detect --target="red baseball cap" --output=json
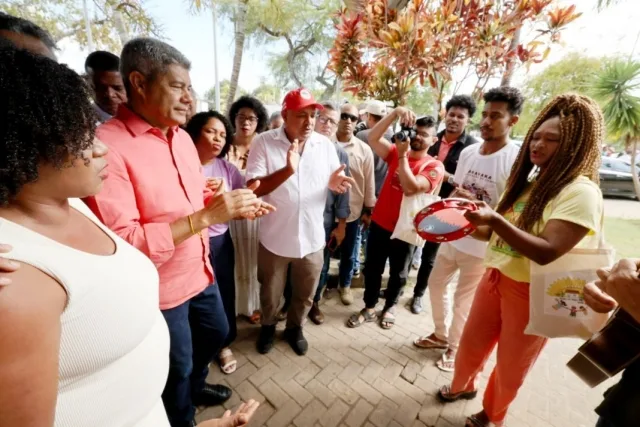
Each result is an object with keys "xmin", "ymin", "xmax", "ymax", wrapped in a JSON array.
[{"xmin": 282, "ymin": 88, "xmax": 324, "ymax": 113}]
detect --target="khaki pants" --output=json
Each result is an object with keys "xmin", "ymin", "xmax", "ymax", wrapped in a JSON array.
[
  {"xmin": 258, "ymin": 244, "xmax": 324, "ymax": 328},
  {"xmin": 428, "ymin": 243, "xmax": 486, "ymax": 352}
]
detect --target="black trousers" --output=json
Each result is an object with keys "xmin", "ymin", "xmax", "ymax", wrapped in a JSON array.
[
  {"xmin": 363, "ymin": 221, "xmax": 414, "ymax": 309},
  {"xmin": 413, "ymin": 240, "xmax": 441, "ymax": 298}
]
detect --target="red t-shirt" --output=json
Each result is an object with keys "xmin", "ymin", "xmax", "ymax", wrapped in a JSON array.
[{"xmin": 372, "ymin": 144, "xmax": 444, "ymax": 232}]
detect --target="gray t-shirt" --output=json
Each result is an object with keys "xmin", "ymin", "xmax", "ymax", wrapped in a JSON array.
[{"xmin": 356, "ymin": 127, "xmax": 393, "ymax": 197}]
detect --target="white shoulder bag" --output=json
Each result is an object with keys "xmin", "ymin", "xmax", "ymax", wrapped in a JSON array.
[
  {"xmin": 525, "ymin": 214, "xmax": 615, "ymax": 339},
  {"xmin": 390, "ymin": 159, "xmax": 441, "ymax": 248}
]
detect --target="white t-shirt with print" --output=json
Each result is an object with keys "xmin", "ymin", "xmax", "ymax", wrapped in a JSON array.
[{"xmin": 450, "ymin": 141, "xmax": 520, "ymax": 258}]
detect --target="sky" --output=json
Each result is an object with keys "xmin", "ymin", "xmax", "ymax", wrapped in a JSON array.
[{"xmin": 56, "ymin": 0, "xmax": 640, "ymax": 102}]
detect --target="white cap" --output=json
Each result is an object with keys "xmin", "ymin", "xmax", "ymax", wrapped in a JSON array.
[{"xmin": 365, "ymin": 100, "xmax": 387, "ymax": 116}]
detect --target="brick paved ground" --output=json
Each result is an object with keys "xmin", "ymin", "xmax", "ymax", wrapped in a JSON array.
[{"xmin": 196, "ymin": 270, "xmax": 615, "ymax": 427}]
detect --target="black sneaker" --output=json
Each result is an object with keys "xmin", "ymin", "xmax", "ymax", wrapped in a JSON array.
[
  {"xmin": 257, "ymin": 324, "xmax": 276, "ymax": 354},
  {"xmin": 192, "ymin": 383, "xmax": 232, "ymax": 407},
  {"xmin": 411, "ymin": 296, "xmax": 423, "ymax": 314},
  {"xmin": 283, "ymin": 326, "xmax": 308, "ymax": 356}
]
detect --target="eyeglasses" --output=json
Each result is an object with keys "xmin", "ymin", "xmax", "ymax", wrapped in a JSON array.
[
  {"xmin": 237, "ymin": 114, "xmax": 258, "ymax": 124},
  {"xmin": 318, "ymin": 115, "xmax": 338, "ymax": 126},
  {"xmin": 340, "ymin": 113, "xmax": 359, "ymax": 123}
]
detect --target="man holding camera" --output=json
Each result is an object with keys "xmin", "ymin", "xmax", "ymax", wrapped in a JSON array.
[{"xmin": 347, "ymin": 107, "xmax": 444, "ymax": 330}]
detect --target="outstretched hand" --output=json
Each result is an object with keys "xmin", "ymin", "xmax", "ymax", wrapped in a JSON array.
[
  {"xmin": 328, "ymin": 164, "xmax": 356, "ymax": 194},
  {"xmin": 197, "ymin": 400, "xmax": 260, "ymax": 427}
]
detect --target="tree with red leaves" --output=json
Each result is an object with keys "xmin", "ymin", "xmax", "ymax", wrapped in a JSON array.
[{"xmin": 329, "ymin": 0, "xmax": 581, "ymax": 110}]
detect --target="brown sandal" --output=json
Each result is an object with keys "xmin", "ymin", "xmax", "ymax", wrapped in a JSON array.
[
  {"xmin": 413, "ymin": 333, "xmax": 448, "ymax": 349},
  {"xmin": 465, "ymin": 412, "xmax": 502, "ymax": 427},
  {"xmin": 437, "ymin": 384, "xmax": 478, "ymax": 403},
  {"xmin": 347, "ymin": 309, "xmax": 377, "ymax": 328}
]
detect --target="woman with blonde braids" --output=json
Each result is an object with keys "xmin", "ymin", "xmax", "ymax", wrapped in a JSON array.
[{"xmin": 437, "ymin": 94, "xmax": 605, "ymax": 427}]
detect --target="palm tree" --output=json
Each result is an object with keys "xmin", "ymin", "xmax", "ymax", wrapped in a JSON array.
[
  {"xmin": 190, "ymin": 0, "xmax": 249, "ymax": 113},
  {"xmin": 597, "ymin": 0, "xmax": 621, "ymax": 10},
  {"xmin": 226, "ymin": 0, "xmax": 249, "ymax": 112},
  {"xmin": 592, "ymin": 60, "xmax": 640, "ymax": 199}
]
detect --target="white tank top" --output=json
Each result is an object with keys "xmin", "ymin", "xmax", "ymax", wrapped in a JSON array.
[{"xmin": 1, "ymin": 198, "xmax": 170, "ymax": 427}]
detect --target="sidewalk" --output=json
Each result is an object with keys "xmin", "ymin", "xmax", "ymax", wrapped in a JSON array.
[{"xmin": 197, "ymin": 275, "xmax": 614, "ymax": 427}]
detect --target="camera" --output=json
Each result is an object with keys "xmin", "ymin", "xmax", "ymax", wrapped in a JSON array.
[{"xmin": 393, "ymin": 126, "xmax": 417, "ymax": 142}]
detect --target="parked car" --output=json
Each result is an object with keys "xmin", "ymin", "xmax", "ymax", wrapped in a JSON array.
[{"xmin": 599, "ymin": 156, "xmax": 637, "ymax": 200}]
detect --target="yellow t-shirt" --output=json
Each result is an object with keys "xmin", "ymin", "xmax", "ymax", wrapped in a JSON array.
[{"xmin": 484, "ymin": 176, "xmax": 603, "ymax": 283}]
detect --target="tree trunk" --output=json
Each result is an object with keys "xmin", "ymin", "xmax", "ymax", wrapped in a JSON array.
[
  {"xmin": 113, "ymin": 9, "xmax": 129, "ymax": 45},
  {"xmin": 501, "ymin": 26, "xmax": 521, "ymax": 87},
  {"xmin": 630, "ymin": 136, "xmax": 640, "ymax": 201},
  {"xmin": 226, "ymin": 1, "xmax": 248, "ymax": 113},
  {"xmin": 435, "ymin": 78, "xmax": 446, "ymax": 126}
]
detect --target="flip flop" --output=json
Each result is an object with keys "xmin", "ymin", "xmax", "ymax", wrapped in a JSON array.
[
  {"xmin": 413, "ymin": 334, "xmax": 448, "ymax": 350},
  {"xmin": 436, "ymin": 352, "xmax": 456, "ymax": 372},
  {"xmin": 219, "ymin": 348, "xmax": 237, "ymax": 375},
  {"xmin": 347, "ymin": 309, "xmax": 377, "ymax": 328}
]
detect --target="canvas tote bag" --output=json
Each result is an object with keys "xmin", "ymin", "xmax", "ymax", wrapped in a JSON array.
[
  {"xmin": 391, "ymin": 159, "xmax": 441, "ymax": 247},
  {"xmin": 525, "ymin": 214, "xmax": 615, "ymax": 339}
]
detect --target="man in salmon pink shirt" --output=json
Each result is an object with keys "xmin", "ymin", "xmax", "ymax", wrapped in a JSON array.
[
  {"xmin": 83, "ymin": 38, "xmax": 269, "ymax": 427},
  {"xmin": 346, "ymin": 107, "xmax": 444, "ymax": 331}
]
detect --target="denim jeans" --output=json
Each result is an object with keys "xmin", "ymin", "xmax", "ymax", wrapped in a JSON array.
[
  {"xmin": 208, "ymin": 230, "xmax": 236, "ymax": 347},
  {"xmin": 338, "ymin": 219, "xmax": 361, "ymax": 289},
  {"xmin": 161, "ymin": 284, "xmax": 229, "ymax": 427},
  {"xmin": 353, "ymin": 224, "xmax": 363, "ymax": 273}
]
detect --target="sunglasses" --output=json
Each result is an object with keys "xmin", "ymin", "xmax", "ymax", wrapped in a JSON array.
[{"xmin": 340, "ymin": 113, "xmax": 359, "ymax": 123}]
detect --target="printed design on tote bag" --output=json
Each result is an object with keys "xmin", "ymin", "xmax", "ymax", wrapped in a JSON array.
[{"xmin": 544, "ymin": 273, "xmax": 594, "ymax": 318}]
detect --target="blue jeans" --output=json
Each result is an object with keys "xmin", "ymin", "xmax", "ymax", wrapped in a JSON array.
[
  {"xmin": 339, "ymin": 220, "xmax": 361, "ymax": 288},
  {"xmin": 161, "ymin": 284, "xmax": 229, "ymax": 426},
  {"xmin": 353, "ymin": 224, "xmax": 365, "ymax": 273},
  {"xmin": 208, "ymin": 231, "xmax": 236, "ymax": 347}
]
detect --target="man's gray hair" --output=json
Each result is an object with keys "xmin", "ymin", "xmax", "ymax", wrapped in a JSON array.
[
  {"xmin": 120, "ymin": 37, "xmax": 191, "ymax": 94},
  {"xmin": 321, "ymin": 101, "xmax": 338, "ymax": 111},
  {"xmin": 269, "ymin": 111, "xmax": 281, "ymax": 122}
]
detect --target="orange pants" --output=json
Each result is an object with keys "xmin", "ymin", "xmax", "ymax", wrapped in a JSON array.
[{"xmin": 451, "ymin": 268, "xmax": 548, "ymax": 424}]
